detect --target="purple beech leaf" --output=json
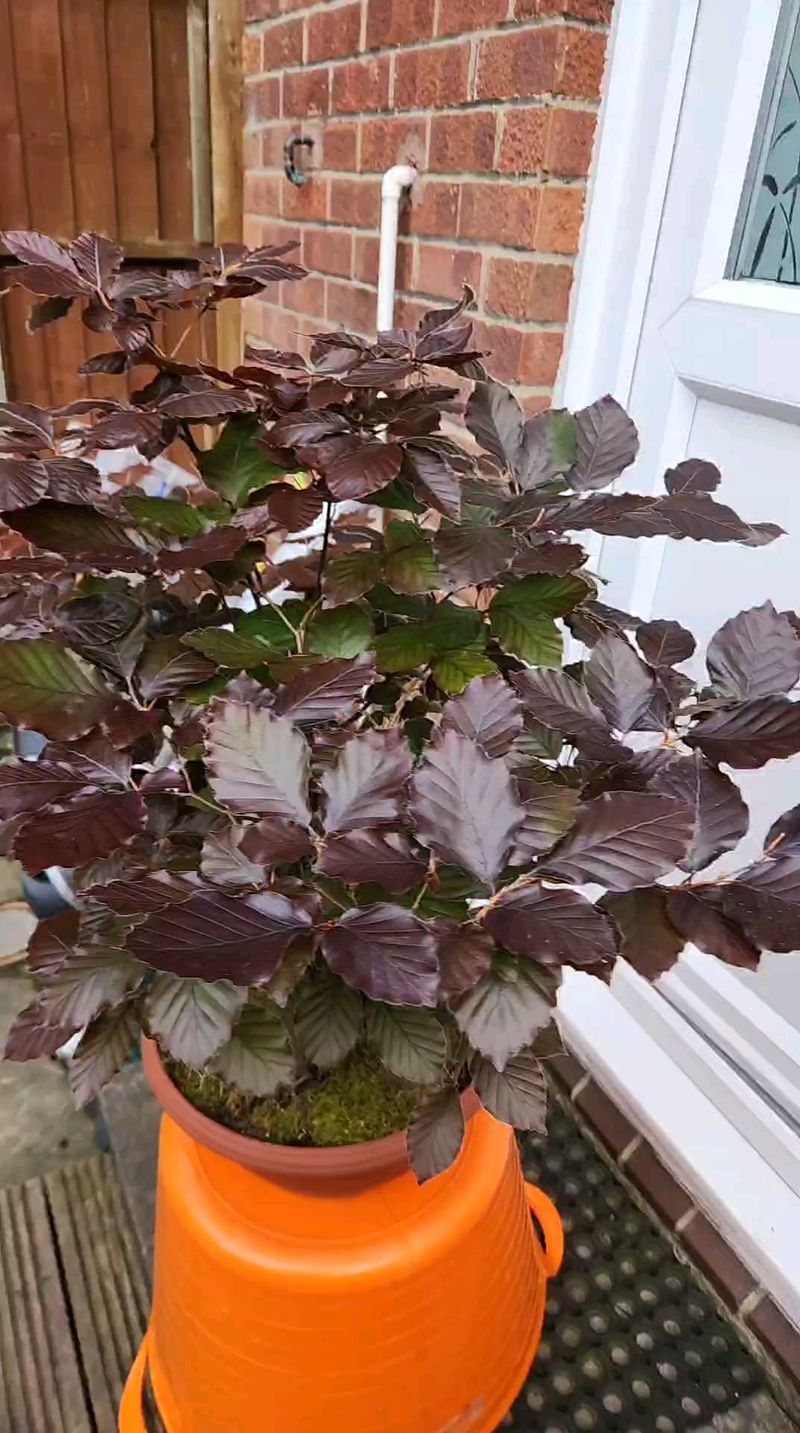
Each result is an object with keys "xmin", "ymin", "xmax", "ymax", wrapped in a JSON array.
[
  {"xmin": 666, "ymin": 888, "xmax": 760, "ymax": 968},
  {"xmin": 511, "ymin": 540, "xmax": 587, "ymax": 576},
  {"xmin": 441, "ymin": 674, "xmax": 523, "ymax": 758},
  {"xmin": 0, "ymin": 756, "xmax": 94, "ymax": 819},
  {"xmin": 293, "ymin": 970, "xmax": 362, "ymax": 1068},
  {"xmin": 485, "ymin": 883, "xmax": 617, "ymax": 968},
  {"xmin": 407, "ymin": 1089, "xmax": 465, "ymax": 1183},
  {"xmin": 157, "ymin": 525, "xmax": 249, "ymax": 573},
  {"xmin": 145, "ymin": 975, "xmax": 246, "ymax": 1065},
  {"xmin": 433, "ymin": 526, "xmax": 517, "ymax": 588},
  {"xmin": 403, "ymin": 441, "xmax": 463, "ymax": 520},
  {"xmin": 542, "ymin": 792, "xmax": 693, "ymax": 891},
  {"xmin": 274, "ymin": 653, "xmax": 376, "ymax": 724},
  {"xmin": 136, "ymin": 636, "xmax": 216, "ymax": 701},
  {"xmin": 27, "ymin": 910, "xmax": 80, "ymax": 979},
  {"xmin": 410, "ymin": 729, "xmax": 523, "ymax": 888},
  {"xmin": 570, "ymin": 395, "xmax": 639, "ymax": 492},
  {"xmin": 4, "ymin": 1000, "xmax": 79, "ymax": 1061},
  {"xmin": 211, "ymin": 1004, "xmax": 294, "ymax": 1096},
  {"xmin": 322, "ymin": 439, "xmax": 403, "ymax": 500},
  {"xmin": 599, "ymin": 888, "xmax": 685, "ymax": 978},
  {"xmin": 322, "ymin": 903, "xmax": 439, "ymax": 1007},
  {"xmin": 262, "ymin": 484, "xmax": 324, "ymax": 533},
  {"xmin": 472, "ymin": 1049, "xmax": 547, "ymax": 1131},
  {"xmin": 436, "ymin": 923, "xmax": 494, "ymax": 998},
  {"xmin": 685, "ymin": 696, "xmax": 800, "ymax": 768},
  {"xmin": 518, "ymin": 409, "xmax": 577, "ymax": 489},
  {"xmin": 706, "ymin": 602, "xmax": 800, "ymax": 701},
  {"xmin": 510, "ymin": 781, "xmax": 580, "ymax": 865},
  {"xmin": 0, "ymin": 457, "xmax": 49, "ymax": 510},
  {"xmin": 450, "ymin": 958, "xmax": 553, "ymax": 1070},
  {"xmin": 322, "ymin": 728, "xmax": 412, "ymax": 832},
  {"xmin": 270, "ymin": 410, "xmax": 351, "ymax": 446},
  {"xmin": 366, "ymin": 1002, "xmax": 447, "ymax": 1084},
  {"xmin": 68, "ymin": 231, "xmax": 124, "ymax": 286},
  {"xmin": 14, "ymin": 790, "xmax": 146, "ymax": 873},
  {"xmin": 465, "ymin": 381, "xmax": 523, "ymax": 472},
  {"xmin": 239, "ymin": 815, "xmax": 314, "ymax": 866},
  {"xmin": 318, "ymin": 830, "xmax": 425, "ymax": 893},
  {"xmin": 3, "ymin": 227, "xmax": 82, "ymax": 271},
  {"xmin": 159, "ymin": 389, "xmax": 256, "ymax": 420},
  {"xmin": 69, "ymin": 1003, "xmax": 139, "ymax": 1105},
  {"xmin": 86, "ymin": 871, "xmax": 200, "ymax": 916},
  {"xmin": 512, "ymin": 667, "xmax": 630, "ymax": 762},
  {"xmin": 585, "ymin": 634, "xmax": 660, "ymax": 734},
  {"xmin": 200, "ymin": 826, "xmax": 267, "ymax": 888},
  {"xmin": 652, "ymin": 752, "xmax": 749, "ymax": 873},
  {"xmin": 658, "ymin": 494, "xmax": 782, "ymax": 547},
  {"xmin": 664, "ymin": 458, "xmax": 721, "ymax": 496},
  {"xmin": 0, "ymin": 399, "xmax": 53, "ymax": 445},
  {"xmin": 722, "ymin": 852, "xmax": 800, "ymax": 954},
  {"xmin": 29, "ymin": 295, "xmax": 74, "ymax": 332},
  {"xmin": 35, "ymin": 944, "xmax": 145, "ymax": 1029},
  {"xmin": 205, "ymin": 701, "xmax": 311, "ymax": 822},
  {"xmin": 55, "ymin": 591, "xmax": 146, "ymax": 681},
  {"xmin": 0, "ymin": 639, "xmax": 115, "ymax": 740},
  {"xmin": 635, "ymin": 619, "xmax": 696, "ymax": 667},
  {"xmin": 765, "ymin": 805, "xmax": 800, "ymax": 855},
  {"xmin": 127, "ymin": 887, "xmax": 313, "ymax": 985}
]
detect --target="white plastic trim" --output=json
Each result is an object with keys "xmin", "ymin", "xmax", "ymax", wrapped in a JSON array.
[
  {"xmin": 558, "ymin": 968, "xmax": 800, "ymax": 1329},
  {"xmin": 376, "ymin": 164, "xmax": 416, "ymax": 334}
]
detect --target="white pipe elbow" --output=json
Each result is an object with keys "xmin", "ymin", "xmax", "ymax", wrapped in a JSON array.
[{"xmin": 376, "ymin": 164, "xmax": 417, "ymax": 334}]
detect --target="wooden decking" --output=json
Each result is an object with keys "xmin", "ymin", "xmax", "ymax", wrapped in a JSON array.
[{"xmin": 0, "ymin": 1155, "xmax": 147, "ymax": 1433}]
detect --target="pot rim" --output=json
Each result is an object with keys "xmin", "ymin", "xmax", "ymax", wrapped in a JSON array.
[{"xmin": 141, "ymin": 1035, "xmax": 479, "ymax": 1183}]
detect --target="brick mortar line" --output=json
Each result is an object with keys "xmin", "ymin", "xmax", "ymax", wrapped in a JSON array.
[
  {"xmin": 248, "ymin": 12, "xmax": 611, "ymax": 43},
  {"xmin": 245, "ymin": 84, "xmax": 604, "ymax": 119},
  {"xmin": 254, "ymin": 20, "xmax": 607, "ymax": 73},
  {"xmin": 262, "ymin": 223, "xmax": 581, "ymax": 267},
  {"xmin": 252, "ymin": 283, "xmax": 571, "ymax": 334},
  {"xmin": 248, "ymin": 165, "xmax": 589, "ymax": 191}
]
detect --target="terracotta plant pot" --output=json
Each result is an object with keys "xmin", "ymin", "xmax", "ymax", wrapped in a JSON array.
[{"xmin": 119, "ymin": 1037, "xmax": 564, "ymax": 1433}]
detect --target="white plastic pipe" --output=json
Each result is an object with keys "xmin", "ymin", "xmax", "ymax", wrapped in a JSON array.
[{"xmin": 376, "ymin": 164, "xmax": 417, "ymax": 333}]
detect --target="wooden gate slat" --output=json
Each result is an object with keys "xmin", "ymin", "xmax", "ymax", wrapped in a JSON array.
[
  {"xmin": 59, "ymin": 0, "xmax": 119, "ymax": 237},
  {"xmin": 152, "ymin": 0, "xmax": 195, "ymax": 242},
  {"xmin": 106, "ymin": 0, "xmax": 161, "ymax": 243},
  {"xmin": 0, "ymin": 0, "xmax": 29, "ymax": 230}
]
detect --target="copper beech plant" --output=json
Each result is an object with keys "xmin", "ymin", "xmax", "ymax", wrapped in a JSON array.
[{"xmin": 0, "ymin": 229, "xmax": 798, "ymax": 1179}]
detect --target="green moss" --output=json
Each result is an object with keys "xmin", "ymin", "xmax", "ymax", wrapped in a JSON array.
[{"xmin": 168, "ymin": 1047, "xmax": 429, "ymax": 1147}]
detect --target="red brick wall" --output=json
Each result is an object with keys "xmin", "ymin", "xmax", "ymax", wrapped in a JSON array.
[{"xmin": 242, "ymin": 0, "xmax": 613, "ymax": 411}]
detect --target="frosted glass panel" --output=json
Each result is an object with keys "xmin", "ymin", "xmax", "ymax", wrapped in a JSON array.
[{"xmin": 736, "ymin": 6, "xmax": 800, "ymax": 284}]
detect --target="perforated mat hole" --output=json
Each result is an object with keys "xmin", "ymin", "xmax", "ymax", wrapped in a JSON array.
[{"xmin": 573, "ymin": 1404, "xmax": 598, "ymax": 1430}]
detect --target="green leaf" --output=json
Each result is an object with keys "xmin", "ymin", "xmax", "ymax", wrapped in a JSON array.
[
  {"xmin": 212, "ymin": 1002, "xmax": 294, "ymax": 1095},
  {"xmin": 0, "ymin": 639, "xmax": 114, "ymax": 740},
  {"xmin": 293, "ymin": 969, "xmax": 363, "ymax": 1069},
  {"xmin": 368, "ymin": 584, "xmax": 434, "ymax": 620},
  {"xmin": 431, "ymin": 644, "xmax": 495, "ymax": 694},
  {"xmin": 145, "ymin": 975, "xmax": 246, "ymax": 1065},
  {"xmin": 122, "ymin": 494, "xmax": 207, "ymax": 537},
  {"xmin": 425, "ymin": 602, "xmax": 485, "ymax": 652},
  {"xmin": 492, "ymin": 574, "xmax": 588, "ymax": 620},
  {"xmin": 368, "ymin": 477, "xmax": 424, "ymax": 513},
  {"xmin": 489, "ymin": 579, "xmax": 579, "ymax": 666},
  {"xmin": 198, "ymin": 416, "xmax": 286, "ymax": 506},
  {"xmin": 491, "ymin": 608, "xmax": 562, "ymax": 667},
  {"xmin": 367, "ymin": 1003, "xmax": 447, "ymax": 1084},
  {"xmin": 307, "ymin": 603, "xmax": 374, "ymax": 658},
  {"xmin": 374, "ymin": 626, "xmax": 434, "ymax": 673},
  {"xmin": 323, "ymin": 549, "xmax": 383, "ymax": 605},
  {"xmin": 383, "ymin": 521, "xmax": 443, "ymax": 596},
  {"xmin": 183, "ymin": 605, "xmax": 298, "ymax": 666}
]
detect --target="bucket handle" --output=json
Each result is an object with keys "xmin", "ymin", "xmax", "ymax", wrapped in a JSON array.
[{"xmin": 524, "ymin": 1182, "xmax": 564, "ymax": 1278}]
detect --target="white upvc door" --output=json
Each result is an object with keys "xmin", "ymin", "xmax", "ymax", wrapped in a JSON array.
[{"xmin": 557, "ymin": 0, "xmax": 800, "ymax": 1326}]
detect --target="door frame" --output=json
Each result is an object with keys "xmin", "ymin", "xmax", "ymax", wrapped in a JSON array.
[{"xmin": 557, "ymin": 0, "xmax": 800, "ymax": 1329}]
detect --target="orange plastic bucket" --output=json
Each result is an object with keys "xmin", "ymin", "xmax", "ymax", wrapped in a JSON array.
[{"xmin": 119, "ymin": 1040, "xmax": 563, "ymax": 1433}]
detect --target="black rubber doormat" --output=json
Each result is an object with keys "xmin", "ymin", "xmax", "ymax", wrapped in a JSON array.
[{"xmin": 508, "ymin": 1099, "xmax": 776, "ymax": 1433}]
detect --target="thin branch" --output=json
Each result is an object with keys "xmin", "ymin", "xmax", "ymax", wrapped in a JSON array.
[{"xmin": 317, "ymin": 501, "xmax": 334, "ymax": 597}]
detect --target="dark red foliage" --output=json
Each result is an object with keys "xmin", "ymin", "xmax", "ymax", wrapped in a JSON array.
[{"xmin": 0, "ymin": 227, "xmax": 797, "ymax": 1181}]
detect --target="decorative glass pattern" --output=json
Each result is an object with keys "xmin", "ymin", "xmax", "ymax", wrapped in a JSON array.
[{"xmin": 736, "ymin": 7, "xmax": 800, "ymax": 284}]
